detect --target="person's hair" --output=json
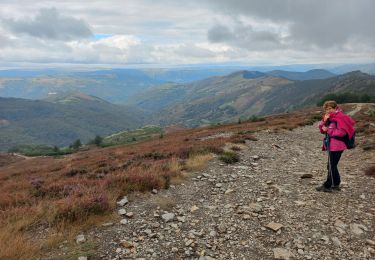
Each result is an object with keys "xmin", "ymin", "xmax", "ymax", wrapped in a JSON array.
[{"xmin": 323, "ymin": 100, "xmax": 337, "ymax": 110}]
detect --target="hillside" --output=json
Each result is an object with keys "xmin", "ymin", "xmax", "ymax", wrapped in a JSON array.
[
  {"xmin": 0, "ymin": 103, "xmax": 373, "ymax": 259},
  {"xmin": 130, "ymin": 71, "xmax": 375, "ymax": 127},
  {"xmin": 0, "ymin": 68, "xmax": 341, "ymax": 105},
  {"xmin": 0, "ymin": 92, "xmax": 147, "ymax": 151},
  {"xmin": 262, "ymin": 71, "xmax": 375, "ymax": 114},
  {"xmin": 267, "ymin": 69, "xmax": 335, "ymax": 80},
  {"xmin": 91, "ymin": 104, "xmax": 374, "ymax": 259},
  {"xmin": 0, "ymin": 68, "xmax": 245, "ymax": 103},
  {"xmin": 130, "ymin": 72, "xmax": 292, "ymax": 127}
]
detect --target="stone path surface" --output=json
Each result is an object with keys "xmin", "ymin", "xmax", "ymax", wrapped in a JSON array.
[{"xmin": 78, "ymin": 121, "xmax": 374, "ymax": 259}]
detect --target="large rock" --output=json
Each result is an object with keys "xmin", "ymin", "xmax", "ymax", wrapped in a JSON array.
[
  {"xmin": 334, "ymin": 219, "xmax": 347, "ymax": 230},
  {"xmin": 331, "ymin": 237, "xmax": 342, "ymax": 247},
  {"xmin": 117, "ymin": 196, "xmax": 129, "ymax": 207},
  {"xmin": 76, "ymin": 234, "xmax": 86, "ymax": 244},
  {"xmin": 273, "ymin": 248, "xmax": 295, "ymax": 259},
  {"xmin": 249, "ymin": 203, "xmax": 262, "ymax": 212},
  {"xmin": 120, "ymin": 240, "xmax": 134, "ymax": 248},
  {"xmin": 161, "ymin": 212, "xmax": 175, "ymax": 222},
  {"xmin": 190, "ymin": 205, "xmax": 199, "ymax": 213},
  {"xmin": 118, "ymin": 209, "xmax": 127, "ymax": 215},
  {"xmin": 266, "ymin": 222, "xmax": 284, "ymax": 232},
  {"xmin": 350, "ymin": 223, "xmax": 367, "ymax": 236}
]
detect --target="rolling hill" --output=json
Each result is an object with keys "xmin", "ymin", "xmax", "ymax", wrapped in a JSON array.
[
  {"xmin": 0, "ymin": 68, "xmax": 338, "ymax": 104},
  {"xmin": 0, "ymin": 92, "xmax": 147, "ymax": 151},
  {"xmin": 267, "ymin": 69, "xmax": 335, "ymax": 80},
  {"xmin": 129, "ymin": 71, "xmax": 375, "ymax": 127}
]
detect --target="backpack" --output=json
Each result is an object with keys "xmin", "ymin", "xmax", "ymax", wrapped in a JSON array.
[
  {"xmin": 332, "ymin": 132, "xmax": 356, "ymax": 149},
  {"xmin": 327, "ymin": 117, "xmax": 356, "ymax": 149}
]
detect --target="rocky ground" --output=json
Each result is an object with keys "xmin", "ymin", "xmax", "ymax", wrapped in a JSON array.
[{"xmin": 60, "ymin": 120, "xmax": 374, "ymax": 260}]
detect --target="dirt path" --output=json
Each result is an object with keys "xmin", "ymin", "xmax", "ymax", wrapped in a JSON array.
[
  {"xmin": 347, "ymin": 103, "xmax": 363, "ymax": 117},
  {"xmin": 51, "ymin": 119, "xmax": 370, "ymax": 260}
]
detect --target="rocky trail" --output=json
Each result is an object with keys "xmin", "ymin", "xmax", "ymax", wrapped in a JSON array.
[{"xmin": 66, "ymin": 120, "xmax": 374, "ymax": 260}]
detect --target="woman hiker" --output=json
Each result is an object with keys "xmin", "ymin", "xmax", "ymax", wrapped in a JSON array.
[{"xmin": 316, "ymin": 100, "xmax": 355, "ymax": 192}]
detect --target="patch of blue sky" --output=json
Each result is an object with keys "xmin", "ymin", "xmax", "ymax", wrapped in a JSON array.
[{"xmin": 93, "ymin": 34, "xmax": 113, "ymax": 40}]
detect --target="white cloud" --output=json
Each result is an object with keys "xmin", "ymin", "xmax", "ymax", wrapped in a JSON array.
[{"xmin": 0, "ymin": 0, "xmax": 373, "ymax": 67}]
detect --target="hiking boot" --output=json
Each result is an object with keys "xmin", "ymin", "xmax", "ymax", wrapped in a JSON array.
[
  {"xmin": 332, "ymin": 186, "xmax": 341, "ymax": 191},
  {"xmin": 315, "ymin": 185, "xmax": 332, "ymax": 192}
]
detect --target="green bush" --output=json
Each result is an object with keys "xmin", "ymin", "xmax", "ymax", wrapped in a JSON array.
[
  {"xmin": 71, "ymin": 139, "xmax": 82, "ymax": 150},
  {"xmin": 248, "ymin": 115, "xmax": 266, "ymax": 122},
  {"xmin": 219, "ymin": 151, "xmax": 240, "ymax": 164},
  {"xmin": 91, "ymin": 135, "xmax": 103, "ymax": 146},
  {"xmin": 8, "ymin": 144, "xmax": 74, "ymax": 156}
]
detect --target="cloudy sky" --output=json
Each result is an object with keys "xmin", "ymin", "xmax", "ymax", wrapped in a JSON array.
[{"xmin": 0, "ymin": 0, "xmax": 374, "ymax": 68}]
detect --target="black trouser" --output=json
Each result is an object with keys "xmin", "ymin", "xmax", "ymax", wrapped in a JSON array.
[{"xmin": 324, "ymin": 151, "xmax": 343, "ymax": 188}]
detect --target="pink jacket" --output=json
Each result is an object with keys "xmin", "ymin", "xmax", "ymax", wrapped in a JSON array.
[
  {"xmin": 319, "ymin": 107, "xmax": 356, "ymax": 151},
  {"xmin": 319, "ymin": 120, "xmax": 347, "ymax": 151}
]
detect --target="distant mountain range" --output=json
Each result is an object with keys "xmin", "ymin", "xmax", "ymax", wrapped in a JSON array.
[
  {"xmin": 267, "ymin": 69, "xmax": 335, "ymax": 80},
  {"xmin": 0, "ymin": 92, "xmax": 146, "ymax": 151},
  {"xmin": 130, "ymin": 70, "xmax": 375, "ymax": 127},
  {"xmin": 0, "ymin": 67, "xmax": 374, "ymax": 150},
  {"xmin": 0, "ymin": 68, "xmax": 338, "ymax": 104}
]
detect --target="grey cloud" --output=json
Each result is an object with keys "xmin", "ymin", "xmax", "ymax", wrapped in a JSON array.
[
  {"xmin": 204, "ymin": 0, "xmax": 375, "ymax": 49},
  {"xmin": 0, "ymin": 35, "xmax": 12, "ymax": 47},
  {"xmin": 3, "ymin": 8, "xmax": 93, "ymax": 41},
  {"xmin": 174, "ymin": 44, "xmax": 217, "ymax": 58},
  {"xmin": 208, "ymin": 23, "xmax": 282, "ymax": 50}
]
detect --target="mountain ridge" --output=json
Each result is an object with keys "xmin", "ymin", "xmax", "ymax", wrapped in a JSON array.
[{"xmin": 130, "ymin": 71, "xmax": 375, "ymax": 127}]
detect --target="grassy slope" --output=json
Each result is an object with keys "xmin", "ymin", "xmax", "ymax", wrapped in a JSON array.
[
  {"xmin": 0, "ymin": 103, "xmax": 373, "ymax": 258},
  {"xmin": 131, "ymin": 71, "xmax": 375, "ymax": 127},
  {"xmin": 0, "ymin": 96, "xmax": 146, "ymax": 151}
]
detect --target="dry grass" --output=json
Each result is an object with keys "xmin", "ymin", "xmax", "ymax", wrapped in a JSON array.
[
  {"xmin": 230, "ymin": 145, "xmax": 242, "ymax": 151},
  {"xmin": 1, "ymin": 104, "xmax": 372, "ymax": 259},
  {"xmin": 185, "ymin": 153, "xmax": 214, "ymax": 171},
  {"xmin": 0, "ymin": 230, "xmax": 39, "ymax": 260},
  {"xmin": 170, "ymin": 171, "xmax": 191, "ymax": 185}
]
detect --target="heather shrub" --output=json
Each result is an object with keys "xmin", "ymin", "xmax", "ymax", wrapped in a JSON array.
[
  {"xmin": 219, "ymin": 151, "xmax": 240, "ymax": 164},
  {"xmin": 52, "ymin": 189, "xmax": 110, "ymax": 223}
]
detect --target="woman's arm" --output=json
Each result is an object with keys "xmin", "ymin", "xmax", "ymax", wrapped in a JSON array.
[
  {"xmin": 327, "ymin": 121, "xmax": 347, "ymax": 137},
  {"xmin": 318, "ymin": 120, "xmax": 327, "ymax": 134}
]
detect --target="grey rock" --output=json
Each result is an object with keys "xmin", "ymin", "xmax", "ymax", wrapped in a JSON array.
[
  {"xmin": 334, "ymin": 219, "xmax": 347, "ymax": 230},
  {"xmin": 125, "ymin": 212, "xmax": 134, "ymax": 218},
  {"xmin": 118, "ymin": 209, "xmax": 127, "ymax": 215},
  {"xmin": 273, "ymin": 248, "xmax": 295, "ymax": 259},
  {"xmin": 249, "ymin": 203, "xmax": 263, "ymax": 213},
  {"xmin": 117, "ymin": 196, "xmax": 129, "ymax": 207},
  {"xmin": 266, "ymin": 222, "xmax": 284, "ymax": 232},
  {"xmin": 76, "ymin": 234, "xmax": 86, "ymax": 244},
  {"xmin": 350, "ymin": 223, "xmax": 367, "ymax": 236},
  {"xmin": 161, "ymin": 212, "xmax": 175, "ymax": 222},
  {"xmin": 331, "ymin": 237, "xmax": 342, "ymax": 247},
  {"xmin": 177, "ymin": 216, "xmax": 186, "ymax": 222}
]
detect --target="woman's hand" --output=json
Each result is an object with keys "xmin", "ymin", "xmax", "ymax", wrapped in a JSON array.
[
  {"xmin": 323, "ymin": 113, "xmax": 330, "ymax": 121},
  {"xmin": 322, "ymin": 126, "xmax": 328, "ymax": 132}
]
